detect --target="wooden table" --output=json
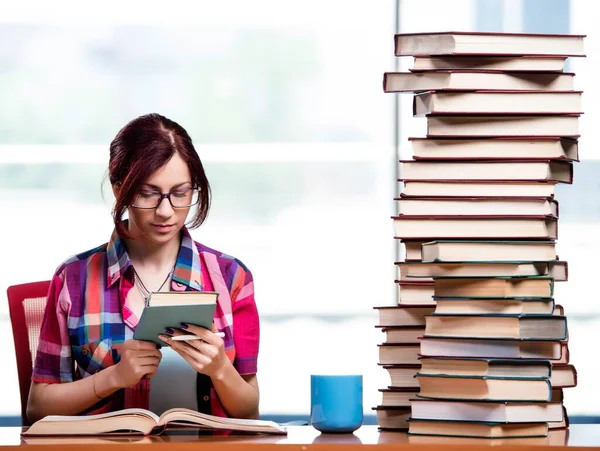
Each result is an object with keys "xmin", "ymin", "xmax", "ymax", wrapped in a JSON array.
[{"xmin": 1, "ymin": 425, "xmax": 599, "ymax": 450}]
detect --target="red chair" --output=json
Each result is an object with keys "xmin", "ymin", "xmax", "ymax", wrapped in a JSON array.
[{"xmin": 6, "ymin": 281, "xmax": 51, "ymax": 426}]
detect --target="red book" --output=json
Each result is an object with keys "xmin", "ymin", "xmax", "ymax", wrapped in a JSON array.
[
  {"xmin": 399, "ymin": 160, "xmax": 573, "ymax": 183},
  {"xmin": 394, "ymin": 31, "xmax": 586, "ymax": 57},
  {"xmin": 408, "ymin": 137, "xmax": 579, "ymax": 161},
  {"xmin": 392, "ymin": 214, "xmax": 558, "ymax": 240}
]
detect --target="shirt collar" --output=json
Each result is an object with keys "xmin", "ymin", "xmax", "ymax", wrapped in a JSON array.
[
  {"xmin": 106, "ymin": 225, "xmax": 203, "ymax": 291},
  {"xmin": 171, "ymin": 227, "xmax": 203, "ymax": 291},
  {"xmin": 106, "ymin": 228, "xmax": 131, "ymax": 287}
]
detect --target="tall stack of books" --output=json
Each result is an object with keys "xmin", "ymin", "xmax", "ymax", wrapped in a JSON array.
[{"xmin": 375, "ymin": 32, "xmax": 584, "ymax": 439}]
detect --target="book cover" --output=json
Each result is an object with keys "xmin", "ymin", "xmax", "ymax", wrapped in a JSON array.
[{"xmin": 133, "ymin": 291, "xmax": 219, "ymax": 345}]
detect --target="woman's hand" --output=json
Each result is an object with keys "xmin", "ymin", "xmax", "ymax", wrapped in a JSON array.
[
  {"xmin": 159, "ymin": 323, "xmax": 230, "ymax": 380},
  {"xmin": 113, "ymin": 339, "xmax": 162, "ymax": 388}
]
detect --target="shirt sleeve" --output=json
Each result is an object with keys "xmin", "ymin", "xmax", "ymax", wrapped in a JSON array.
[
  {"xmin": 32, "ymin": 269, "xmax": 74, "ymax": 384},
  {"xmin": 230, "ymin": 265, "xmax": 260, "ymax": 375}
]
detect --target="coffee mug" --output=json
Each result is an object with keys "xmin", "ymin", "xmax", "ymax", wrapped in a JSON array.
[{"xmin": 310, "ymin": 374, "xmax": 363, "ymax": 433}]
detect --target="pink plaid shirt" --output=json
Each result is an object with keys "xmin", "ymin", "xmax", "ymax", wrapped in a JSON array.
[{"xmin": 32, "ymin": 226, "xmax": 260, "ymax": 417}]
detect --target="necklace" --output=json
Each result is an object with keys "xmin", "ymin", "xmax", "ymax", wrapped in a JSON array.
[{"xmin": 132, "ymin": 265, "xmax": 174, "ymax": 304}]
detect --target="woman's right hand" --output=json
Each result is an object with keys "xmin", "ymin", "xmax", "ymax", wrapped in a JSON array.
[{"xmin": 113, "ymin": 339, "xmax": 162, "ymax": 388}]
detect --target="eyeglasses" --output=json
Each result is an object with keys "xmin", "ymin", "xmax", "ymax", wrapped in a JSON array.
[{"xmin": 131, "ymin": 188, "xmax": 199, "ymax": 209}]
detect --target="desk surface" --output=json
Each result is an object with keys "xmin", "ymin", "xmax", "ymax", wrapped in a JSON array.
[{"xmin": 1, "ymin": 425, "xmax": 599, "ymax": 450}]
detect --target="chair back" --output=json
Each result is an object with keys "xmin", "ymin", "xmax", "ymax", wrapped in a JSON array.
[{"xmin": 6, "ymin": 281, "xmax": 51, "ymax": 426}]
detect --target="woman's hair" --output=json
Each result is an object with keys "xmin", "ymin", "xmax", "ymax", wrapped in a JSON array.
[{"xmin": 108, "ymin": 113, "xmax": 211, "ymax": 237}]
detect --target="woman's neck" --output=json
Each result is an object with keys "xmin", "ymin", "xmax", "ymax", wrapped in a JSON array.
[{"xmin": 124, "ymin": 233, "xmax": 181, "ymax": 273}]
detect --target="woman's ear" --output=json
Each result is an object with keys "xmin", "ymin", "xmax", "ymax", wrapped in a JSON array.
[{"xmin": 112, "ymin": 183, "xmax": 120, "ymax": 199}]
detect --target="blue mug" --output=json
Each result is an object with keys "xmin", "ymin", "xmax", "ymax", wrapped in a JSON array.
[{"xmin": 310, "ymin": 374, "xmax": 363, "ymax": 433}]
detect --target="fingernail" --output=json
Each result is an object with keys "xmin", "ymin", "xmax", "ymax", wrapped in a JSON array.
[
  {"xmin": 180, "ymin": 323, "xmax": 189, "ymax": 330},
  {"xmin": 165, "ymin": 328, "xmax": 174, "ymax": 334}
]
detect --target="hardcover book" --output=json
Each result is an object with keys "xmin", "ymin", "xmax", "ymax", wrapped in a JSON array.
[{"xmin": 133, "ymin": 291, "xmax": 219, "ymax": 345}]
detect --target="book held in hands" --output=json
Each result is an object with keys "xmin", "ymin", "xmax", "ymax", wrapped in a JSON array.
[{"xmin": 133, "ymin": 291, "xmax": 219, "ymax": 345}]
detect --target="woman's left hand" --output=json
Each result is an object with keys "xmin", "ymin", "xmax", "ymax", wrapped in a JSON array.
[{"xmin": 159, "ymin": 323, "xmax": 229, "ymax": 379}]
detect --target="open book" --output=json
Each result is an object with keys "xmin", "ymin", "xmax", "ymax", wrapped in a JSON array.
[{"xmin": 22, "ymin": 408, "xmax": 287, "ymax": 436}]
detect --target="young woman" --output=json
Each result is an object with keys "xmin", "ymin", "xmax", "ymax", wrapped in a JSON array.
[{"xmin": 27, "ymin": 114, "xmax": 259, "ymax": 423}]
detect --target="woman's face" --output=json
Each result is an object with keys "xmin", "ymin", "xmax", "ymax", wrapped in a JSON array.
[{"xmin": 126, "ymin": 152, "xmax": 193, "ymax": 246}]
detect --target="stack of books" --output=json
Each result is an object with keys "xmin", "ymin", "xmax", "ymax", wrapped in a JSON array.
[{"xmin": 375, "ymin": 31, "xmax": 584, "ymax": 439}]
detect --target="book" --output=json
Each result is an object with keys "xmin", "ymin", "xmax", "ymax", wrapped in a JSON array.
[
  {"xmin": 400, "ymin": 180, "xmax": 557, "ymax": 198},
  {"xmin": 421, "ymin": 240, "xmax": 557, "ymax": 263},
  {"xmin": 393, "ymin": 215, "xmax": 558, "ymax": 240},
  {"xmin": 382, "ymin": 365, "xmax": 422, "ymax": 388},
  {"xmin": 418, "ymin": 357, "xmax": 552, "ymax": 378},
  {"xmin": 133, "ymin": 291, "xmax": 219, "ymax": 345},
  {"xmin": 407, "ymin": 433, "xmax": 554, "ymax": 446},
  {"xmin": 378, "ymin": 343, "xmax": 421, "ymax": 365},
  {"xmin": 433, "ymin": 276, "xmax": 554, "ymax": 299},
  {"xmin": 402, "ymin": 240, "xmax": 430, "ymax": 261},
  {"xmin": 22, "ymin": 407, "xmax": 287, "ymax": 436},
  {"xmin": 380, "ymin": 326, "xmax": 425, "ymax": 344},
  {"xmin": 550, "ymin": 364, "xmax": 578, "ymax": 388},
  {"xmin": 373, "ymin": 406, "xmax": 411, "ymax": 430},
  {"xmin": 379, "ymin": 388, "xmax": 419, "ymax": 407},
  {"xmin": 552, "ymin": 388, "xmax": 564, "ymax": 403},
  {"xmin": 409, "ymin": 137, "xmax": 579, "ymax": 161},
  {"xmin": 419, "ymin": 337, "xmax": 568, "ymax": 362},
  {"xmin": 424, "ymin": 314, "xmax": 567, "ymax": 340},
  {"xmin": 433, "ymin": 298, "xmax": 555, "ymax": 315},
  {"xmin": 551, "ymin": 406, "xmax": 570, "ymax": 430},
  {"xmin": 20, "ymin": 436, "xmax": 154, "ymax": 445},
  {"xmin": 399, "ymin": 160, "xmax": 573, "ymax": 183},
  {"xmin": 396, "ymin": 197, "xmax": 559, "ymax": 217},
  {"xmin": 374, "ymin": 305, "xmax": 435, "ymax": 327},
  {"xmin": 396, "ymin": 261, "xmax": 567, "ymax": 281},
  {"xmin": 396, "ymin": 280, "xmax": 435, "ymax": 305},
  {"xmin": 410, "ymin": 398, "xmax": 564, "ymax": 423},
  {"xmin": 407, "ymin": 419, "xmax": 548, "ymax": 439},
  {"xmin": 383, "ymin": 71, "xmax": 574, "ymax": 93},
  {"xmin": 411, "ymin": 55, "xmax": 568, "ymax": 72},
  {"xmin": 426, "ymin": 115, "xmax": 579, "ymax": 138},
  {"xmin": 549, "ymin": 428, "xmax": 568, "ymax": 444},
  {"xmin": 394, "ymin": 31, "xmax": 585, "ymax": 57},
  {"xmin": 413, "ymin": 91, "xmax": 583, "ymax": 116},
  {"xmin": 416, "ymin": 375, "xmax": 552, "ymax": 402}
]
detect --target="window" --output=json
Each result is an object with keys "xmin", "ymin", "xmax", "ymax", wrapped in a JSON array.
[
  {"xmin": 4, "ymin": 0, "xmax": 595, "ymax": 423},
  {"xmin": 0, "ymin": 0, "xmax": 395, "ymax": 419}
]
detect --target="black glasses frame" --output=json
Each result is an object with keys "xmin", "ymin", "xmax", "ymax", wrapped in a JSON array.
[{"xmin": 131, "ymin": 188, "xmax": 199, "ymax": 209}]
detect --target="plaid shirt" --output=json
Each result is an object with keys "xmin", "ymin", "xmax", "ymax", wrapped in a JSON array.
[{"xmin": 32, "ymin": 226, "xmax": 259, "ymax": 417}]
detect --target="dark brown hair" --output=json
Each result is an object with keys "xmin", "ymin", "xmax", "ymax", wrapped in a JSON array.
[{"xmin": 109, "ymin": 113, "xmax": 211, "ymax": 237}]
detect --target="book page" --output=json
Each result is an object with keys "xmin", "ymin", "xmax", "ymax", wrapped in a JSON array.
[
  {"xmin": 42, "ymin": 408, "xmax": 160, "ymax": 423},
  {"xmin": 148, "ymin": 291, "xmax": 218, "ymax": 307},
  {"xmin": 159, "ymin": 408, "xmax": 286, "ymax": 432}
]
